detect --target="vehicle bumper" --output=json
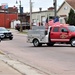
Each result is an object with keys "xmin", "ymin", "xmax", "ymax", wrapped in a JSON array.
[{"xmin": 0, "ymin": 34, "xmax": 5, "ymax": 39}]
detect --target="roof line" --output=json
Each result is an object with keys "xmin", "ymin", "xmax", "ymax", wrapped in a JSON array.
[
  {"xmin": 57, "ymin": 0, "xmax": 75, "ymax": 13},
  {"xmin": 65, "ymin": 0, "xmax": 75, "ymax": 10},
  {"xmin": 57, "ymin": 1, "xmax": 65, "ymax": 13}
]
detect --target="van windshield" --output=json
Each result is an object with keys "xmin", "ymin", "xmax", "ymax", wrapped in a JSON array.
[{"xmin": 68, "ymin": 26, "xmax": 75, "ymax": 32}]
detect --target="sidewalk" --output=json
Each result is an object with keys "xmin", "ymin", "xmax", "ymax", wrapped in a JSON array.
[
  {"xmin": 0, "ymin": 52, "xmax": 47, "ymax": 75},
  {"xmin": 0, "ymin": 57, "xmax": 22, "ymax": 75},
  {"xmin": 0, "ymin": 54, "xmax": 22, "ymax": 75}
]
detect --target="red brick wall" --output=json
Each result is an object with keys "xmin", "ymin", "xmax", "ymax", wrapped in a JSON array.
[
  {"xmin": 0, "ymin": 13, "xmax": 5, "ymax": 27},
  {"xmin": 0, "ymin": 13, "xmax": 17, "ymax": 28}
]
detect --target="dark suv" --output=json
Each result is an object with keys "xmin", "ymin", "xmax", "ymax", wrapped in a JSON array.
[
  {"xmin": 0, "ymin": 27, "xmax": 13, "ymax": 40},
  {"xmin": 15, "ymin": 22, "xmax": 30, "ymax": 31}
]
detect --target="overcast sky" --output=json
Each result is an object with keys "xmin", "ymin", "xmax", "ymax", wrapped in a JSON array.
[{"xmin": 0, "ymin": 0, "xmax": 64, "ymax": 12}]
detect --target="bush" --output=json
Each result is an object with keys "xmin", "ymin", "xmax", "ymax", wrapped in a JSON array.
[{"xmin": 67, "ymin": 9, "xmax": 75, "ymax": 26}]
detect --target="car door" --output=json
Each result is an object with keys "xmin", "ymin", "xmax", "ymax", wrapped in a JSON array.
[
  {"xmin": 59, "ymin": 27, "xmax": 69, "ymax": 42},
  {"xmin": 50, "ymin": 27, "xmax": 60, "ymax": 42}
]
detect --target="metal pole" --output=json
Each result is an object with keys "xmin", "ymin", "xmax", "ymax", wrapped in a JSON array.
[
  {"xmin": 53, "ymin": 0, "xmax": 57, "ymax": 18},
  {"xmin": 19, "ymin": 0, "xmax": 22, "ymax": 32},
  {"xmin": 30, "ymin": 0, "xmax": 32, "ymax": 29}
]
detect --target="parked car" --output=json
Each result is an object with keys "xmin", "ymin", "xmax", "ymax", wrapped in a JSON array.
[
  {"xmin": 0, "ymin": 27, "xmax": 13, "ymax": 40},
  {"xmin": 15, "ymin": 22, "xmax": 30, "ymax": 31},
  {"xmin": 0, "ymin": 34, "xmax": 5, "ymax": 42},
  {"xmin": 0, "ymin": 34, "xmax": 5, "ymax": 39},
  {"xmin": 0, "ymin": 35, "xmax": 1, "ymax": 42}
]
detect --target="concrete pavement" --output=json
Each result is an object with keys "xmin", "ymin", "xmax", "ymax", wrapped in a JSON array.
[
  {"xmin": 0, "ymin": 51, "xmax": 47, "ymax": 75},
  {"xmin": 0, "ymin": 60, "xmax": 22, "ymax": 75},
  {"xmin": 0, "ymin": 29, "xmax": 49, "ymax": 75},
  {"xmin": 0, "ymin": 54, "xmax": 22, "ymax": 75}
]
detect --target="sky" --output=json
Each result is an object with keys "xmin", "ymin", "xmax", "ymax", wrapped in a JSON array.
[{"xmin": 0, "ymin": 0, "xmax": 64, "ymax": 12}]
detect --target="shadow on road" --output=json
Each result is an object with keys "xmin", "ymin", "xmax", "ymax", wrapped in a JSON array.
[
  {"xmin": 1, "ymin": 38, "xmax": 12, "ymax": 41},
  {"xmin": 28, "ymin": 44, "xmax": 72, "ymax": 48}
]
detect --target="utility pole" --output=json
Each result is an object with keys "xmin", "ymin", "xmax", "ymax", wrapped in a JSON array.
[
  {"xmin": 19, "ymin": 0, "xmax": 22, "ymax": 32},
  {"xmin": 53, "ymin": 0, "xmax": 57, "ymax": 18},
  {"xmin": 30, "ymin": 0, "xmax": 32, "ymax": 29}
]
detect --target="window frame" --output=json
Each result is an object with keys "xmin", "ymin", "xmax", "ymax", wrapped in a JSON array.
[{"xmin": 52, "ymin": 27, "xmax": 59, "ymax": 32}]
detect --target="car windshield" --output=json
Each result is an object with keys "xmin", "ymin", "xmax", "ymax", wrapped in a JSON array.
[
  {"xmin": 68, "ymin": 26, "xmax": 75, "ymax": 32},
  {"xmin": 0, "ymin": 27, "xmax": 8, "ymax": 31}
]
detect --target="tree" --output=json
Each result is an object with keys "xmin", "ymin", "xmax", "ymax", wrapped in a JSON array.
[{"xmin": 67, "ymin": 9, "xmax": 75, "ymax": 26}]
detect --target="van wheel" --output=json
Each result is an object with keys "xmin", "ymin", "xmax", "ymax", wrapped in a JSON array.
[
  {"xmin": 71, "ymin": 39, "xmax": 75, "ymax": 47},
  {"xmin": 33, "ymin": 39, "xmax": 39, "ymax": 47}
]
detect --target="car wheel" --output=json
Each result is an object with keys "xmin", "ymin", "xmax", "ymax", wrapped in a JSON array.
[
  {"xmin": 71, "ymin": 39, "xmax": 75, "ymax": 47},
  {"xmin": 33, "ymin": 39, "xmax": 39, "ymax": 47},
  {"xmin": 0, "ymin": 38, "xmax": 1, "ymax": 42},
  {"xmin": 18, "ymin": 29, "xmax": 20, "ymax": 31},
  {"xmin": 9, "ymin": 37, "xmax": 13, "ymax": 40}
]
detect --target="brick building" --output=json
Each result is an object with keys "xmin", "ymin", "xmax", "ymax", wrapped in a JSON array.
[
  {"xmin": 0, "ymin": 6, "xmax": 18, "ymax": 28},
  {"xmin": 0, "ymin": 6, "xmax": 30, "ymax": 28}
]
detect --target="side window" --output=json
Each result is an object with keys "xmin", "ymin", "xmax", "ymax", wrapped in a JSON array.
[
  {"xmin": 60, "ymin": 27, "xmax": 68, "ymax": 32},
  {"xmin": 53, "ymin": 27, "xmax": 59, "ymax": 32}
]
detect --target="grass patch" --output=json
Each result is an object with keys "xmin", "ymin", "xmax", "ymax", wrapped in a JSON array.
[
  {"xmin": 19, "ymin": 30, "xmax": 28, "ymax": 34},
  {"xmin": 20, "ymin": 31, "xmax": 28, "ymax": 34}
]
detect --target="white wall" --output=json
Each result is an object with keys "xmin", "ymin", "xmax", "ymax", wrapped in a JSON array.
[
  {"xmin": 59, "ymin": 17, "xmax": 66, "ymax": 24},
  {"xmin": 11, "ymin": 20, "xmax": 20, "ymax": 28},
  {"xmin": 32, "ymin": 10, "xmax": 54, "ymax": 26}
]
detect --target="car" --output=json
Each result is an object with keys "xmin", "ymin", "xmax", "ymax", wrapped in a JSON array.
[
  {"xmin": 0, "ymin": 27, "xmax": 13, "ymax": 40},
  {"xmin": 0, "ymin": 35, "xmax": 1, "ymax": 42},
  {"xmin": 0, "ymin": 34, "xmax": 5, "ymax": 39},
  {"xmin": 15, "ymin": 22, "xmax": 30, "ymax": 31},
  {"xmin": 0, "ymin": 34, "xmax": 5, "ymax": 42}
]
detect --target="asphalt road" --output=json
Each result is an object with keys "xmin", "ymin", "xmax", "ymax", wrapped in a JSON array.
[{"xmin": 0, "ymin": 29, "xmax": 75, "ymax": 75}]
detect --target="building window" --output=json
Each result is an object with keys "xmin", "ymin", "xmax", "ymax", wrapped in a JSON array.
[{"xmin": 64, "ymin": 6, "xmax": 68, "ymax": 10}]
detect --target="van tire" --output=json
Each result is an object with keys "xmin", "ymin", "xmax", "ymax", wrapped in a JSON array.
[{"xmin": 33, "ymin": 39, "xmax": 39, "ymax": 47}]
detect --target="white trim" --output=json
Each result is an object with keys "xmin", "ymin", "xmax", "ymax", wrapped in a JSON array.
[{"xmin": 51, "ymin": 39, "xmax": 69, "ymax": 41}]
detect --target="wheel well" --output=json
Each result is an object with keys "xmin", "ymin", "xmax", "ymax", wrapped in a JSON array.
[
  {"xmin": 70, "ymin": 37, "xmax": 75, "ymax": 42},
  {"xmin": 32, "ymin": 38, "xmax": 39, "ymax": 43}
]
